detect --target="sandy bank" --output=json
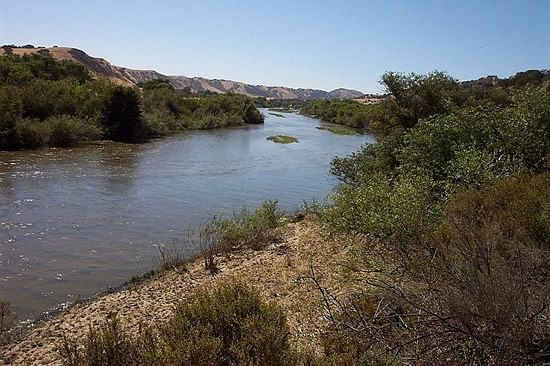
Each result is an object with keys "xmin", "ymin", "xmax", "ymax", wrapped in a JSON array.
[{"xmin": 1, "ymin": 218, "xmax": 356, "ymax": 365}]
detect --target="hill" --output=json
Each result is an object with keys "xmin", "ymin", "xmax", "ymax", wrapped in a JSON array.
[{"xmin": 0, "ymin": 45, "xmax": 364, "ymax": 100}]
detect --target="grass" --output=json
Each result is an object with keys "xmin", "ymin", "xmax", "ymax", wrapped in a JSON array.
[
  {"xmin": 269, "ymin": 112, "xmax": 286, "ymax": 118},
  {"xmin": 267, "ymin": 135, "xmax": 299, "ymax": 144},
  {"xmin": 316, "ymin": 126, "xmax": 357, "ymax": 135}
]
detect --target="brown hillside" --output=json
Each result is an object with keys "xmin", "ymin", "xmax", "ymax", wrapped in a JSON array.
[{"xmin": 0, "ymin": 46, "xmax": 364, "ymax": 99}]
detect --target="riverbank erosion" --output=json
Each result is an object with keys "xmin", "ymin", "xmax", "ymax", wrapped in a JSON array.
[{"xmin": 0, "ymin": 218, "xmax": 358, "ymax": 365}]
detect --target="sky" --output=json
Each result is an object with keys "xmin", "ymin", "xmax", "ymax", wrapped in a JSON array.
[{"xmin": 1, "ymin": 1, "xmax": 549, "ymax": 93}]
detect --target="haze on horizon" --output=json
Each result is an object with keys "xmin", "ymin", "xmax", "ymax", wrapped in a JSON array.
[{"xmin": 1, "ymin": 0, "xmax": 549, "ymax": 93}]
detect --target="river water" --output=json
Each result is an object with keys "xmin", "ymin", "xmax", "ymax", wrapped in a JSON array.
[{"xmin": 0, "ymin": 109, "xmax": 374, "ymax": 321}]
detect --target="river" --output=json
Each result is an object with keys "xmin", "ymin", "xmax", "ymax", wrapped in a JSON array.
[{"xmin": 0, "ymin": 109, "xmax": 374, "ymax": 322}]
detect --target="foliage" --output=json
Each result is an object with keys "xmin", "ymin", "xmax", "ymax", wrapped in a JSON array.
[
  {"xmin": 303, "ymin": 70, "xmax": 542, "ymax": 137},
  {"xmin": 378, "ymin": 71, "xmax": 463, "ymax": 130},
  {"xmin": 61, "ymin": 283, "xmax": 296, "ymax": 366},
  {"xmin": 0, "ymin": 85, "xmax": 22, "ymax": 148},
  {"xmin": 142, "ymin": 87, "xmax": 264, "ymax": 134},
  {"xmin": 302, "ymin": 99, "xmax": 370, "ymax": 128},
  {"xmin": 0, "ymin": 53, "xmax": 90, "ymax": 84},
  {"xmin": 138, "ymin": 78, "xmax": 174, "ymax": 91},
  {"xmin": 316, "ymin": 126, "xmax": 356, "ymax": 135},
  {"xmin": 102, "ymin": 86, "xmax": 145, "ymax": 142},
  {"xmin": 328, "ymin": 87, "xmax": 550, "ymax": 242},
  {"xmin": 267, "ymin": 135, "xmax": 298, "ymax": 144},
  {"xmin": 320, "ymin": 68, "xmax": 550, "ymax": 364},
  {"xmin": 0, "ymin": 55, "xmax": 265, "ymax": 149},
  {"xmin": 202, "ymin": 200, "xmax": 284, "ymax": 252},
  {"xmin": 321, "ymin": 174, "xmax": 550, "ymax": 365}
]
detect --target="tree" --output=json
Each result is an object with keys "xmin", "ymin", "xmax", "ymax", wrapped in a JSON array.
[
  {"xmin": 378, "ymin": 71, "xmax": 462, "ymax": 130},
  {"xmin": 140, "ymin": 78, "xmax": 174, "ymax": 91},
  {"xmin": 102, "ymin": 86, "xmax": 145, "ymax": 142},
  {"xmin": 0, "ymin": 86, "xmax": 22, "ymax": 148}
]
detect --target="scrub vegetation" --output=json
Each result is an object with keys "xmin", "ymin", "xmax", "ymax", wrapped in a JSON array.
[
  {"xmin": 314, "ymin": 71, "xmax": 550, "ymax": 364},
  {"xmin": 61, "ymin": 283, "xmax": 297, "ymax": 366},
  {"xmin": 0, "ymin": 54, "xmax": 263, "ymax": 150},
  {"xmin": 267, "ymin": 135, "xmax": 299, "ymax": 144}
]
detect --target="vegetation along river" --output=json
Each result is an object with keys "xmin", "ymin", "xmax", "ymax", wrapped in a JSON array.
[{"xmin": 0, "ymin": 109, "xmax": 374, "ymax": 322}]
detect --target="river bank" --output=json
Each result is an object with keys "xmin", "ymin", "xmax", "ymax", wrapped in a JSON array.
[{"xmin": 0, "ymin": 218, "xmax": 358, "ymax": 365}]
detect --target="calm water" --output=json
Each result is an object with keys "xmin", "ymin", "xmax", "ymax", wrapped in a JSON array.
[{"xmin": 0, "ymin": 110, "xmax": 374, "ymax": 321}]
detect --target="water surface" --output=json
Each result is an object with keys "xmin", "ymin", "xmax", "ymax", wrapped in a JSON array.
[{"xmin": 0, "ymin": 110, "xmax": 374, "ymax": 321}]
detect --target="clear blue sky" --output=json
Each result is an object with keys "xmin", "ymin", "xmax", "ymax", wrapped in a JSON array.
[{"xmin": 2, "ymin": 1, "xmax": 549, "ymax": 93}]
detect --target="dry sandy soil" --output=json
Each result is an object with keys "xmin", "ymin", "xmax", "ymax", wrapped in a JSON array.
[{"xmin": 0, "ymin": 218, "xmax": 358, "ymax": 365}]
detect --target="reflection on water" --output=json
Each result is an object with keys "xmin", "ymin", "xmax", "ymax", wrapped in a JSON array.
[{"xmin": 0, "ymin": 110, "xmax": 374, "ymax": 321}]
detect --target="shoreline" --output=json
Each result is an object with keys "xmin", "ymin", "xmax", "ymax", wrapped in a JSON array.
[{"xmin": 0, "ymin": 218, "xmax": 356, "ymax": 366}]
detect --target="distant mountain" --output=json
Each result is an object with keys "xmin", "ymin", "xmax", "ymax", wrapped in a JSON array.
[{"xmin": 0, "ymin": 46, "xmax": 364, "ymax": 100}]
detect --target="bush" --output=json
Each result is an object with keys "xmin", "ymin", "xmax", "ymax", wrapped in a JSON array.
[
  {"xmin": 328, "ymin": 87, "xmax": 550, "ymax": 241},
  {"xmin": 44, "ymin": 116, "xmax": 102, "ymax": 147},
  {"xmin": 15, "ymin": 116, "xmax": 101, "ymax": 148},
  {"xmin": 15, "ymin": 118, "xmax": 48, "ymax": 148},
  {"xmin": 202, "ymin": 200, "xmax": 284, "ymax": 252},
  {"xmin": 325, "ymin": 172, "xmax": 436, "ymax": 244},
  {"xmin": 62, "ymin": 283, "xmax": 296, "ymax": 366},
  {"xmin": 321, "ymin": 174, "xmax": 550, "ymax": 364}
]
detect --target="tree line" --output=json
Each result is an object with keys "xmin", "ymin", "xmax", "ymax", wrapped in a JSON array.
[
  {"xmin": 302, "ymin": 69, "xmax": 549, "ymax": 134},
  {"xmin": 0, "ymin": 54, "xmax": 263, "ymax": 150}
]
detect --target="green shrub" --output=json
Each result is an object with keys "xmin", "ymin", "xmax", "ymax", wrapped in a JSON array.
[
  {"xmin": 44, "ymin": 115, "xmax": 102, "ymax": 147},
  {"xmin": 0, "ymin": 86, "xmax": 22, "ymax": 149},
  {"xmin": 203, "ymin": 201, "xmax": 284, "ymax": 252},
  {"xmin": 243, "ymin": 102, "xmax": 264, "ymax": 124},
  {"xmin": 15, "ymin": 118, "xmax": 48, "ymax": 148},
  {"xmin": 15, "ymin": 116, "xmax": 101, "ymax": 148},
  {"xmin": 142, "ymin": 111, "xmax": 172, "ymax": 136},
  {"xmin": 61, "ymin": 283, "xmax": 296, "ymax": 366},
  {"xmin": 325, "ymin": 172, "xmax": 436, "ymax": 243},
  {"xmin": 327, "ymin": 87, "xmax": 550, "ymax": 241},
  {"xmin": 163, "ymin": 282, "xmax": 293, "ymax": 365}
]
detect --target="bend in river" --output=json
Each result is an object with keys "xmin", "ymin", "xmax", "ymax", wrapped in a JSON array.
[{"xmin": 0, "ymin": 109, "xmax": 374, "ymax": 321}]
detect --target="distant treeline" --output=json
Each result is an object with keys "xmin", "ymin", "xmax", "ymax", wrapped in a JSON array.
[
  {"xmin": 302, "ymin": 69, "xmax": 550, "ymax": 133},
  {"xmin": 1, "ymin": 44, "xmax": 43, "ymax": 49},
  {"xmin": 301, "ymin": 99, "xmax": 370, "ymax": 128},
  {"xmin": 141, "ymin": 79, "xmax": 263, "ymax": 136},
  {"xmin": 254, "ymin": 98, "xmax": 306, "ymax": 109},
  {"xmin": 0, "ymin": 54, "xmax": 263, "ymax": 150}
]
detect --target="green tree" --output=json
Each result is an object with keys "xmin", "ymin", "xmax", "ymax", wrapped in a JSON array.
[
  {"xmin": 102, "ymin": 86, "xmax": 145, "ymax": 142},
  {"xmin": 0, "ymin": 86, "xmax": 23, "ymax": 148},
  {"xmin": 140, "ymin": 79, "xmax": 174, "ymax": 91}
]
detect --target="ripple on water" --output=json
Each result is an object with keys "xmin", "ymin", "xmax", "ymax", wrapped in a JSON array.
[{"xmin": 0, "ymin": 111, "xmax": 376, "ymax": 321}]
